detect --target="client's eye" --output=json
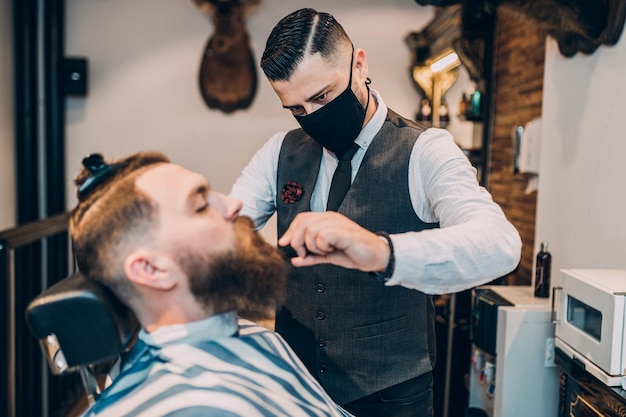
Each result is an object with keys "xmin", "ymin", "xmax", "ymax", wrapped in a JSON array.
[{"xmin": 196, "ymin": 194, "xmax": 209, "ymax": 213}]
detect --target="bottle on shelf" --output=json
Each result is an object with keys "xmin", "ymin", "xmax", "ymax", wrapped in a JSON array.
[
  {"xmin": 459, "ymin": 93, "xmax": 468, "ymax": 120},
  {"xmin": 417, "ymin": 98, "xmax": 432, "ymax": 124},
  {"xmin": 534, "ymin": 241, "xmax": 552, "ymax": 298},
  {"xmin": 439, "ymin": 99, "xmax": 449, "ymax": 128},
  {"xmin": 469, "ymin": 89, "xmax": 482, "ymax": 119}
]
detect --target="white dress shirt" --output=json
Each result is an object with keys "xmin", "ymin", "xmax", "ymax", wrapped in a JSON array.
[{"xmin": 230, "ymin": 90, "xmax": 521, "ymax": 294}]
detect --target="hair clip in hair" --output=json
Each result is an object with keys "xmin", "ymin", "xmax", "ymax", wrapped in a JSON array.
[{"xmin": 78, "ymin": 153, "xmax": 128, "ymax": 199}]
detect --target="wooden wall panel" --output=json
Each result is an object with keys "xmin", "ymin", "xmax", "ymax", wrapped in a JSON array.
[{"xmin": 490, "ymin": 7, "xmax": 546, "ymax": 285}]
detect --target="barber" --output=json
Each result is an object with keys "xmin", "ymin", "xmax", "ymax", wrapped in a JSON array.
[{"xmin": 230, "ymin": 8, "xmax": 521, "ymax": 417}]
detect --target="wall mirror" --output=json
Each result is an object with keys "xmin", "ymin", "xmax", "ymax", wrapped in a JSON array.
[{"xmin": 405, "ymin": 4, "xmax": 495, "ymax": 187}]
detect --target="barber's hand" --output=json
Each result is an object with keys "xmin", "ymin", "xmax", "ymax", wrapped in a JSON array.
[{"xmin": 278, "ymin": 211, "xmax": 390, "ymax": 273}]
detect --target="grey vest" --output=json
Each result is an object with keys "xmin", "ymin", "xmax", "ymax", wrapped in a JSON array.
[{"xmin": 275, "ymin": 109, "xmax": 439, "ymax": 405}]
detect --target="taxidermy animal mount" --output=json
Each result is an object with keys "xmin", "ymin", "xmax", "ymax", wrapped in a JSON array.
[
  {"xmin": 414, "ymin": 0, "xmax": 626, "ymax": 57},
  {"xmin": 193, "ymin": 0, "xmax": 260, "ymax": 113}
]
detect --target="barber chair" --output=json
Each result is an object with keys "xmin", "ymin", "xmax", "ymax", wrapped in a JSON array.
[{"xmin": 25, "ymin": 272, "xmax": 139, "ymax": 405}]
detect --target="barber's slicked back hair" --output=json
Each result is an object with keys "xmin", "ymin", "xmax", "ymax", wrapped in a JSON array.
[
  {"xmin": 69, "ymin": 151, "xmax": 169, "ymax": 303},
  {"xmin": 260, "ymin": 8, "xmax": 351, "ymax": 81}
]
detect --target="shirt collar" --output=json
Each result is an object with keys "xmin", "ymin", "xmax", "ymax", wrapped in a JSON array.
[
  {"xmin": 139, "ymin": 310, "xmax": 238, "ymax": 347},
  {"xmin": 354, "ymin": 88, "xmax": 387, "ymax": 150}
]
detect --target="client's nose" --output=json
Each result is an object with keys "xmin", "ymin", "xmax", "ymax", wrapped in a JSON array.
[{"xmin": 219, "ymin": 193, "xmax": 242, "ymax": 220}]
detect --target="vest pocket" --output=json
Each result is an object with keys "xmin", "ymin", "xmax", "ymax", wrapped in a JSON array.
[{"xmin": 352, "ymin": 315, "xmax": 408, "ymax": 340}]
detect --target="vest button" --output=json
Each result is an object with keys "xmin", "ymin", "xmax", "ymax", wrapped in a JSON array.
[
  {"xmin": 318, "ymin": 338, "xmax": 327, "ymax": 347},
  {"xmin": 316, "ymin": 311, "xmax": 326, "ymax": 320},
  {"xmin": 317, "ymin": 283, "xmax": 326, "ymax": 293},
  {"xmin": 320, "ymin": 364, "xmax": 329, "ymax": 373}
]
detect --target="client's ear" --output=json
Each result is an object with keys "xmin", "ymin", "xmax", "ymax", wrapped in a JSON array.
[{"xmin": 124, "ymin": 251, "xmax": 176, "ymax": 291}]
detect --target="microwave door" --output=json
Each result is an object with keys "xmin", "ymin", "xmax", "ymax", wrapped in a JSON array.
[{"xmin": 556, "ymin": 274, "xmax": 626, "ymax": 376}]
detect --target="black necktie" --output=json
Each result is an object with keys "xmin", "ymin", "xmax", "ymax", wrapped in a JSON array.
[{"xmin": 327, "ymin": 143, "xmax": 359, "ymax": 211}]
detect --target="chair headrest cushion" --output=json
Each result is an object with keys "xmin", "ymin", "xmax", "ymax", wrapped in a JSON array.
[{"xmin": 25, "ymin": 272, "xmax": 139, "ymax": 368}]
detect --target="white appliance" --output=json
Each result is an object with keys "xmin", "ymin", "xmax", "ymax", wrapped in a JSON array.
[
  {"xmin": 468, "ymin": 285, "xmax": 559, "ymax": 417},
  {"xmin": 554, "ymin": 268, "xmax": 626, "ymax": 388}
]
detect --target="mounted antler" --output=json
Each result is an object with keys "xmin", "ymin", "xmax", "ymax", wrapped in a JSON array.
[
  {"xmin": 414, "ymin": 0, "xmax": 626, "ymax": 57},
  {"xmin": 193, "ymin": 0, "xmax": 260, "ymax": 113}
]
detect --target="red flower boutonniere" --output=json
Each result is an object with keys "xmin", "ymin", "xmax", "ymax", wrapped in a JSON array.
[{"xmin": 281, "ymin": 181, "xmax": 304, "ymax": 204}]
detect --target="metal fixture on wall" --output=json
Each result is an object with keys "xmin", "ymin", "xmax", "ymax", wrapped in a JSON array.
[{"xmin": 63, "ymin": 57, "xmax": 88, "ymax": 97}]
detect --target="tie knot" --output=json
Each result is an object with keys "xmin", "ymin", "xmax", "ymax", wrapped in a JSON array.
[{"xmin": 337, "ymin": 143, "xmax": 359, "ymax": 161}]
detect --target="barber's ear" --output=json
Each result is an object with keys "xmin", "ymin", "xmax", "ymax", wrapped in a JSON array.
[
  {"xmin": 124, "ymin": 251, "xmax": 176, "ymax": 291},
  {"xmin": 354, "ymin": 48, "xmax": 368, "ymax": 80}
]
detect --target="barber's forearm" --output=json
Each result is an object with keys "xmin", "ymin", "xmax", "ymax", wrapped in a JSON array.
[{"xmin": 386, "ymin": 218, "xmax": 522, "ymax": 294}]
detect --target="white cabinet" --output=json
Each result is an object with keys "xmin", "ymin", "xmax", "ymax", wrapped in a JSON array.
[{"xmin": 468, "ymin": 286, "xmax": 560, "ymax": 417}]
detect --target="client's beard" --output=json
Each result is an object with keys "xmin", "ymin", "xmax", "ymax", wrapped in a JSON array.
[{"xmin": 178, "ymin": 216, "xmax": 287, "ymax": 321}]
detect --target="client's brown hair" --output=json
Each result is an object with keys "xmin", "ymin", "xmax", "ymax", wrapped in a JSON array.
[{"xmin": 69, "ymin": 151, "xmax": 169, "ymax": 304}]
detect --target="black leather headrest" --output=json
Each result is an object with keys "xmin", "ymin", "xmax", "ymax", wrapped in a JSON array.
[{"xmin": 25, "ymin": 272, "xmax": 139, "ymax": 371}]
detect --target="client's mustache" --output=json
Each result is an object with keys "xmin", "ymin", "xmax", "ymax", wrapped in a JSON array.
[
  {"xmin": 234, "ymin": 215, "xmax": 256, "ymax": 230},
  {"xmin": 233, "ymin": 215, "xmax": 264, "ymax": 253}
]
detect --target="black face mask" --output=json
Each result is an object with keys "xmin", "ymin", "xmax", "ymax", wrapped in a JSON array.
[{"xmin": 294, "ymin": 52, "xmax": 370, "ymax": 155}]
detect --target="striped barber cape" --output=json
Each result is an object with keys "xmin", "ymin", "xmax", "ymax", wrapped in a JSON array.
[{"xmin": 84, "ymin": 312, "xmax": 352, "ymax": 417}]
